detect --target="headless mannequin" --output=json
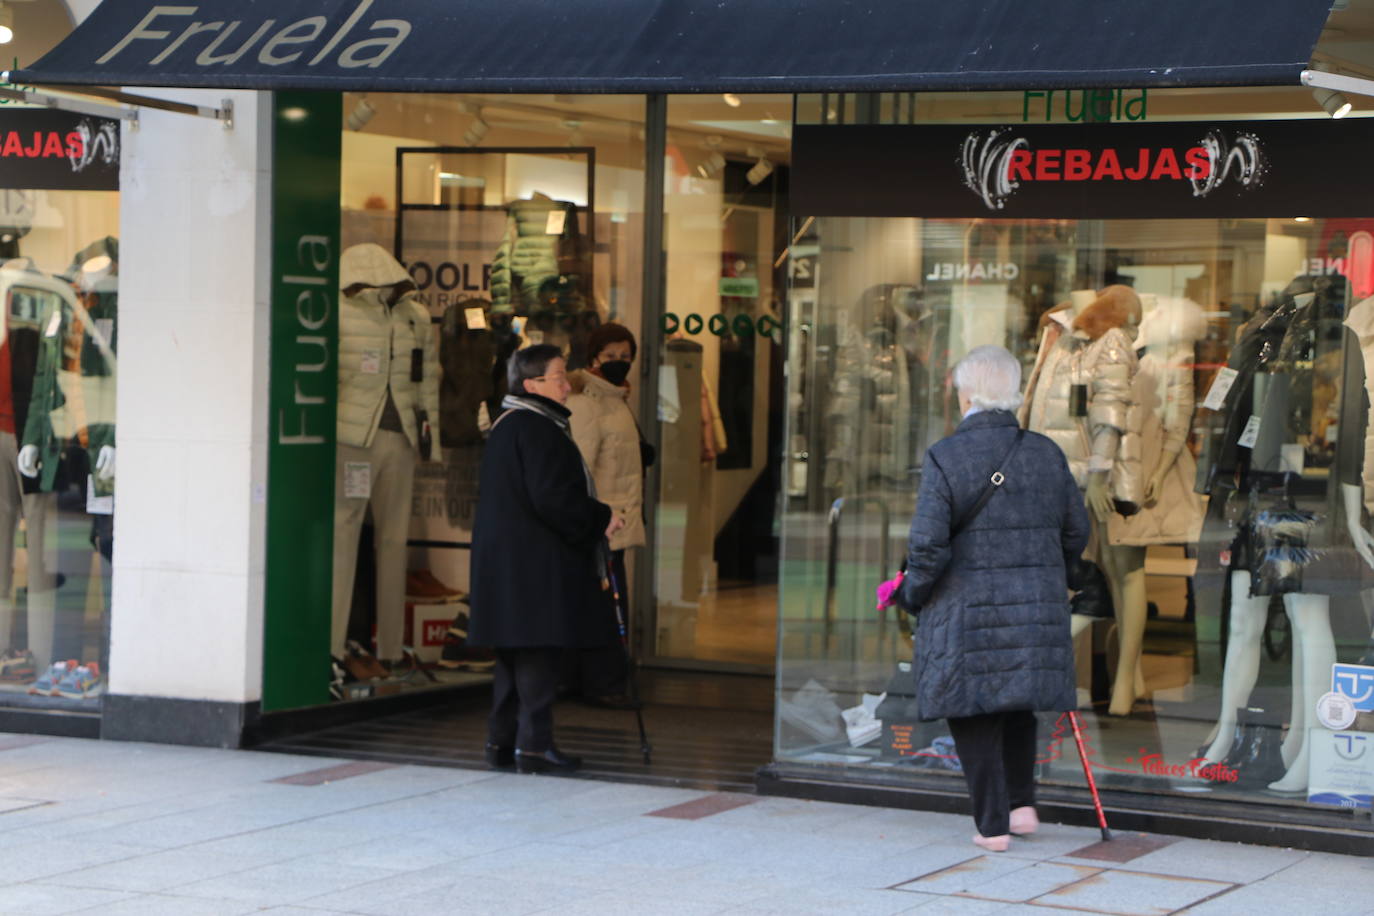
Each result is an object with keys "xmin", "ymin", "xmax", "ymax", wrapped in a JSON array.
[{"xmin": 1198, "ymin": 292, "xmax": 1335, "ymax": 792}]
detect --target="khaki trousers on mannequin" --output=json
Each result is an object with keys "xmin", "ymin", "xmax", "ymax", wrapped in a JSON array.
[
  {"xmin": 332, "ymin": 429, "xmax": 415, "ymax": 661},
  {"xmin": 0, "ymin": 432, "xmax": 56, "ymax": 668}
]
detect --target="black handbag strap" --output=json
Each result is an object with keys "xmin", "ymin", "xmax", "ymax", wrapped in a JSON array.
[{"xmin": 950, "ymin": 428, "xmax": 1025, "ymax": 539}]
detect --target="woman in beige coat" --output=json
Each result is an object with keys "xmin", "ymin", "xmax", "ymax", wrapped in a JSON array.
[{"xmin": 566, "ymin": 323, "xmax": 648, "ymax": 708}]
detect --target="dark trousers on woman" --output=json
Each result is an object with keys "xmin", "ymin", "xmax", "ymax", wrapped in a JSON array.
[
  {"xmin": 946, "ymin": 710, "xmax": 1038, "ymax": 837},
  {"xmin": 488, "ymin": 647, "xmax": 560, "ymax": 752}
]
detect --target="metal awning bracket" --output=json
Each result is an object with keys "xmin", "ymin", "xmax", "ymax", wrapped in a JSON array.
[
  {"xmin": 0, "ymin": 79, "xmax": 233, "ymax": 129},
  {"xmin": 1301, "ymin": 68, "xmax": 1374, "ymax": 101}
]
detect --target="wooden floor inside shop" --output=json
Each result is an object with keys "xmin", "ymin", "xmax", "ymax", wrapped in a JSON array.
[{"xmin": 259, "ymin": 668, "xmax": 776, "ymax": 792}]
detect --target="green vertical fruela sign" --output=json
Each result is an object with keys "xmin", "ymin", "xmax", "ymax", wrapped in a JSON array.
[{"xmin": 263, "ymin": 92, "xmax": 341, "ymax": 711}]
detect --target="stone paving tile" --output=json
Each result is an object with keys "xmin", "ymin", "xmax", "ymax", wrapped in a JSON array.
[
  {"xmin": 1254, "ymin": 848, "xmax": 1374, "ymax": 884},
  {"xmin": 893, "ymin": 855, "xmax": 1028, "ymax": 896},
  {"xmin": 310, "ymin": 873, "xmax": 605, "ymax": 916},
  {"xmin": 896, "ymin": 898, "xmax": 1008, "ymax": 915},
  {"xmin": 0, "ymin": 839, "xmax": 157, "ymax": 883},
  {"xmin": 1034, "ymin": 869, "xmax": 1233, "ymax": 915},
  {"xmin": 721, "ymin": 886, "xmax": 925, "ymax": 916},
  {"xmin": 173, "ymin": 860, "xmax": 401, "ymax": 906},
  {"xmin": 1179, "ymin": 873, "xmax": 1374, "ymax": 915},
  {"xmin": 1111, "ymin": 837, "xmax": 1309, "ymax": 883},
  {"xmin": 36, "ymin": 846, "xmax": 278, "ymax": 893},
  {"xmin": 528, "ymin": 891, "xmax": 729, "ymax": 915},
  {"xmin": 63, "ymin": 894, "xmax": 262, "ymax": 916},
  {"xmin": 0, "ymin": 882, "xmax": 135, "ymax": 916},
  {"xmin": 958, "ymin": 861, "xmax": 1102, "ymax": 902}
]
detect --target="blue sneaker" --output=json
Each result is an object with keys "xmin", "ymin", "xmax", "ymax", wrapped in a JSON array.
[
  {"xmin": 55, "ymin": 663, "xmax": 103, "ymax": 699},
  {"xmin": 29, "ymin": 660, "xmax": 75, "ymax": 696}
]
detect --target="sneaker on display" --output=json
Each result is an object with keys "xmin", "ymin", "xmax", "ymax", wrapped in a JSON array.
[
  {"xmin": 0, "ymin": 649, "xmax": 36, "ymax": 684},
  {"xmin": 29, "ymin": 660, "xmax": 77, "ymax": 696},
  {"xmin": 438, "ymin": 607, "xmax": 495, "ymax": 671},
  {"xmin": 343, "ymin": 640, "xmax": 388, "ymax": 680},
  {"xmin": 55, "ymin": 663, "xmax": 103, "ymax": 700}
]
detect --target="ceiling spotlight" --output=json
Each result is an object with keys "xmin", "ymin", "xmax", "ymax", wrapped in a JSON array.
[
  {"xmin": 696, "ymin": 151, "xmax": 726, "ymax": 179},
  {"xmin": 746, "ymin": 155, "xmax": 774, "ymax": 186},
  {"xmin": 722, "ymin": 93, "xmax": 742, "ymax": 108},
  {"xmin": 0, "ymin": 5, "xmax": 13, "ymax": 45},
  {"xmin": 463, "ymin": 110, "xmax": 489, "ymax": 146},
  {"xmin": 1294, "ymin": 216, "xmax": 1312, "ymax": 222},
  {"xmin": 345, "ymin": 97, "xmax": 375, "ymax": 131},
  {"xmin": 1314, "ymin": 86, "xmax": 1352, "ymax": 118}
]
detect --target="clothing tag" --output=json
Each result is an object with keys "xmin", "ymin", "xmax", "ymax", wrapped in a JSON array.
[
  {"xmin": 43, "ymin": 310, "xmax": 61, "ymax": 338},
  {"xmin": 85, "ymin": 476, "xmax": 113, "ymax": 516},
  {"xmin": 1238, "ymin": 414, "xmax": 1262, "ymax": 449},
  {"xmin": 545, "ymin": 209, "xmax": 566, "ymax": 235},
  {"xmin": 1201, "ymin": 367, "xmax": 1239, "ymax": 411},
  {"xmin": 360, "ymin": 348, "xmax": 382, "ymax": 375},
  {"xmin": 1069, "ymin": 383, "xmax": 1088, "ymax": 418},
  {"xmin": 465, "ymin": 306, "xmax": 487, "ymax": 330},
  {"xmin": 344, "ymin": 462, "xmax": 371, "ymax": 499}
]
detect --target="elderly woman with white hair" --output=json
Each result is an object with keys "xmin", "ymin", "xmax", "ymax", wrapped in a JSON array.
[{"xmin": 883, "ymin": 344, "xmax": 1089, "ymax": 852}]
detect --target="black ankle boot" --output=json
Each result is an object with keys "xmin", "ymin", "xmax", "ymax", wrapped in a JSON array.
[
  {"xmin": 484, "ymin": 742, "xmax": 515, "ymax": 770},
  {"xmin": 515, "ymin": 747, "xmax": 582, "ymax": 774},
  {"xmin": 1227, "ymin": 708, "xmax": 1286, "ymax": 788}
]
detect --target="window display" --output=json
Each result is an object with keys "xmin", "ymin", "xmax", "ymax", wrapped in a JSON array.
[
  {"xmin": 0, "ymin": 104, "xmax": 119, "ymax": 712},
  {"xmin": 781, "ymin": 112, "xmax": 1374, "ymax": 814}
]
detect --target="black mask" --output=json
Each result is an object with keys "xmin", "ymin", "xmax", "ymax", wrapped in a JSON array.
[{"xmin": 598, "ymin": 360, "xmax": 632, "ymax": 386}]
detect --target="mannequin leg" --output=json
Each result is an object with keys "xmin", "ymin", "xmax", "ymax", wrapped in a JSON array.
[
  {"xmin": 1280, "ymin": 619, "xmax": 1305, "ymax": 768},
  {"xmin": 0, "ymin": 434, "xmax": 22, "ymax": 653},
  {"xmin": 370, "ymin": 430, "xmax": 416, "ymax": 662},
  {"xmin": 1101, "ymin": 542, "xmax": 1148, "ymax": 716},
  {"xmin": 1201, "ymin": 570, "xmax": 1268, "ymax": 763},
  {"xmin": 332, "ymin": 442, "xmax": 374, "ymax": 658},
  {"xmin": 21, "ymin": 493, "xmax": 57, "ymax": 669},
  {"xmin": 1268, "ymin": 593, "xmax": 1334, "ymax": 793}
]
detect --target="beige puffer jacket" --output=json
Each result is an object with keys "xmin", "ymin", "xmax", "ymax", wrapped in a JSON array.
[
  {"xmin": 337, "ymin": 244, "xmax": 441, "ymax": 451},
  {"xmin": 1109, "ymin": 298, "xmax": 1205, "ymax": 545},
  {"xmin": 1020, "ymin": 286, "xmax": 1141, "ymax": 508},
  {"xmin": 567, "ymin": 369, "xmax": 646, "ymax": 550}
]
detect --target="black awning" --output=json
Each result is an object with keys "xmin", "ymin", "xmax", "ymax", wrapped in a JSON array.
[{"xmin": 12, "ymin": 0, "xmax": 1333, "ymax": 94}]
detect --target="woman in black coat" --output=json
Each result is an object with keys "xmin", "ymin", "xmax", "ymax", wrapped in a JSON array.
[
  {"xmin": 894, "ymin": 345, "xmax": 1089, "ymax": 852},
  {"xmin": 469, "ymin": 344, "xmax": 624, "ymax": 774}
]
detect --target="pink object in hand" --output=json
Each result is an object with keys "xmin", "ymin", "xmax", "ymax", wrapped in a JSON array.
[{"xmin": 875, "ymin": 574, "xmax": 904, "ymax": 611}]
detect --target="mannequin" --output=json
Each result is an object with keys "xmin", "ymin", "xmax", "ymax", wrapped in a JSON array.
[
  {"xmin": 332, "ymin": 244, "xmax": 441, "ymax": 671},
  {"xmin": 1195, "ymin": 282, "xmax": 1365, "ymax": 793},
  {"xmin": 1102, "ymin": 296, "xmax": 1206, "ymax": 715}
]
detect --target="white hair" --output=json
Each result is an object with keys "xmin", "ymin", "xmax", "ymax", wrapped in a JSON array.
[{"xmin": 952, "ymin": 345, "xmax": 1023, "ymax": 412}]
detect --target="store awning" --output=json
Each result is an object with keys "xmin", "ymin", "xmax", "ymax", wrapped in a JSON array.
[{"xmin": 11, "ymin": 0, "xmax": 1334, "ymax": 94}]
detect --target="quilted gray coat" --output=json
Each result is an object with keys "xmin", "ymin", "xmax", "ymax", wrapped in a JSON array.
[{"xmin": 897, "ymin": 409, "xmax": 1089, "ymax": 721}]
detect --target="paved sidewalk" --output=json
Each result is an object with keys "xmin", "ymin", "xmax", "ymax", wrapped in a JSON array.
[{"xmin": 0, "ymin": 734, "xmax": 1369, "ymax": 915}]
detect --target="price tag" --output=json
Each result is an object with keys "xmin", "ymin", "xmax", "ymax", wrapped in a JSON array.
[
  {"xmin": 545, "ymin": 209, "xmax": 566, "ymax": 235},
  {"xmin": 344, "ymin": 462, "xmax": 371, "ymax": 499},
  {"xmin": 360, "ymin": 348, "xmax": 382, "ymax": 375},
  {"xmin": 465, "ymin": 307, "xmax": 487, "ymax": 330},
  {"xmin": 1201, "ymin": 367, "xmax": 1239, "ymax": 410},
  {"xmin": 43, "ymin": 310, "xmax": 61, "ymax": 338},
  {"xmin": 1238, "ymin": 414, "xmax": 1262, "ymax": 449}
]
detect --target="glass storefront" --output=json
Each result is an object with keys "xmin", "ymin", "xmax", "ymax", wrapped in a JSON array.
[
  {"xmin": 0, "ymin": 131, "xmax": 119, "ymax": 711},
  {"xmin": 777, "ymin": 90, "xmax": 1374, "ymax": 817}
]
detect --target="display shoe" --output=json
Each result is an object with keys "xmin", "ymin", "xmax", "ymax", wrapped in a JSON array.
[
  {"xmin": 973, "ymin": 833, "xmax": 1010, "ymax": 852},
  {"xmin": 515, "ymin": 747, "xmax": 582, "ymax": 774},
  {"xmin": 415, "ymin": 568, "xmax": 464, "ymax": 598},
  {"xmin": 1009, "ymin": 806, "xmax": 1039, "ymax": 836},
  {"xmin": 0, "ymin": 649, "xmax": 36, "ymax": 684},
  {"xmin": 28, "ymin": 660, "xmax": 76, "ymax": 696},
  {"xmin": 344, "ymin": 640, "xmax": 388, "ymax": 680},
  {"xmin": 484, "ymin": 742, "xmax": 515, "ymax": 770},
  {"xmin": 1227, "ymin": 715, "xmax": 1287, "ymax": 789}
]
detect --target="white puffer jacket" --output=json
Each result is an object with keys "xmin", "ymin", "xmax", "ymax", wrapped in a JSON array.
[
  {"xmin": 567, "ymin": 369, "xmax": 646, "ymax": 551},
  {"xmin": 337, "ymin": 244, "xmax": 441, "ymax": 451}
]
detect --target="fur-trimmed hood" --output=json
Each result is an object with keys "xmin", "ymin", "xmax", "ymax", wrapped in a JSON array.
[
  {"xmin": 1135, "ymin": 296, "xmax": 1206, "ymax": 350},
  {"xmin": 1036, "ymin": 284, "xmax": 1142, "ymax": 341}
]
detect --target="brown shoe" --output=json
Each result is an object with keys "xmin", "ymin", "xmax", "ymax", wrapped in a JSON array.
[
  {"xmin": 344, "ymin": 641, "xmax": 388, "ymax": 680},
  {"xmin": 414, "ymin": 568, "xmax": 464, "ymax": 598}
]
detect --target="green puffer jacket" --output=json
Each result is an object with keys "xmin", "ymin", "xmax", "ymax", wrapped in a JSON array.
[{"xmin": 490, "ymin": 194, "xmax": 587, "ymax": 310}]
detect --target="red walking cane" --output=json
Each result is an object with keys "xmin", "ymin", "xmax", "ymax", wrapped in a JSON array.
[{"xmin": 1067, "ymin": 711, "xmax": 1112, "ymax": 841}]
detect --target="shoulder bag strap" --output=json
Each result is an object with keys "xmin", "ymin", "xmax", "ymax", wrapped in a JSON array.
[{"xmin": 949, "ymin": 428, "xmax": 1025, "ymax": 539}]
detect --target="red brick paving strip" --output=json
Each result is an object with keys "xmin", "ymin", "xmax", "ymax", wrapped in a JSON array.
[
  {"xmin": 1066, "ymin": 833, "xmax": 1178, "ymax": 863},
  {"xmin": 270, "ymin": 761, "xmax": 399, "ymax": 785},
  {"xmin": 646, "ymin": 792, "xmax": 757, "ymax": 820}
]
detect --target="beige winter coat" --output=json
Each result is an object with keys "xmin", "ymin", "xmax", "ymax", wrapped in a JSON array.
[
  {"xmin": 337, "ymin": 244, "xmax": 441, "ymax": 451},
  {"xmin": 1019, "ymin": 287, "xmax": 1141, "ymax": 508},
  {"xmin": 568, "ymin": 369, "xmax": 646, "ymax": 551},
  {"xmin": 1109, "ymin": 298, "xmax": 1205, "ymax": 545}
]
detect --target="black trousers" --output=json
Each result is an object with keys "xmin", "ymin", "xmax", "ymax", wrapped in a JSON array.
[
  {"xmin": 946, "ymin": 710, "xmax": 1038, "ymax": 838},
  {"xmin": 488, "ymin": 647, "xmax": 561, "ymax": 752},
  {"xmin": 562, "ymin": 549, "xmax": 629, "ymax": 697}
]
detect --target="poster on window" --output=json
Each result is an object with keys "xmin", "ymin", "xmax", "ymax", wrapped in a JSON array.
[{"xmin": 0, "ymin": 109, "xmax": 119, "ymax": 191}]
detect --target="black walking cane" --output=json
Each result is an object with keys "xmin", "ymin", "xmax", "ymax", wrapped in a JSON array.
[
  {"xmin": 607, "ymin": 564, "xmax": 652, "ymax": 764},
  {"xmin": 1067, "ymin": 710, "xmax": 1112, "ymax": 841}
]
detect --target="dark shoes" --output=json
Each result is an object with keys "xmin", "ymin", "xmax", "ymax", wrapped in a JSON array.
[
  {"xmin": 515, "ymin": 747, "xmax": 582, "ymax": 774},
  {"xmin": 484, "ymin": 743, "xmax": 515, "ymax": 770}
]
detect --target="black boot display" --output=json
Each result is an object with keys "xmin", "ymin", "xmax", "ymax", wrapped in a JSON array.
[{"xmin": 1222, "ymin": 706, "xmax": 1287, "ymax": 789}]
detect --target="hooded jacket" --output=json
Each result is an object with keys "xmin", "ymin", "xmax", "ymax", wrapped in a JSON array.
[
  {"xmin": 336, "ymin": 244, "xmax": 441, "ymax": 451},
  {"xmin": 1020, "ymin": 285, "xmax": 1141, "ymax": 509},
  {"xmin": 490, "ymin": 194, "xmax": 586, "ymax": 310},
  {"xmin": 567, "ymin": 369, "xmax": 646, "ymax": 551},
  {"xmin": 1108, "ymin": 297, "xmax": 1206, "ymax": 545}
]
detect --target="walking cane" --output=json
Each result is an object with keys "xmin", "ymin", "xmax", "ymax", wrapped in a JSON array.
[
  {"xmin": 607, "ymin": 565, "xmax": 652, "ymax": 764},
  {"xmin": 1067, "ymin": 710, "xmax": 1112, "ymax": 841}
]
